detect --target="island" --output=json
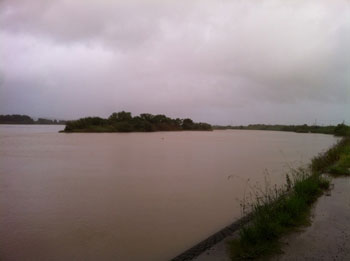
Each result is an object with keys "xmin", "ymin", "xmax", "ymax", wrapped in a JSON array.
[{"xmin": 62, "ymin": 111, "xmax": 212, "ymax": 132}]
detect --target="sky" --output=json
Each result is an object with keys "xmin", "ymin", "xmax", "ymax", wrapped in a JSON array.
[{"xmin": 0, "ymin": 0, "xmax": 349, "ymax": 125}]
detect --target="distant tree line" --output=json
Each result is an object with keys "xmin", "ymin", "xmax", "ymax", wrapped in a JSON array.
[
  {"xmin": 63, "ymin": 111, "xmax": 212, "ymax": 132},
  {"xmin": 0, "ymin": 114, "xmax": 66, "ymax": 125},
  {"xmin": 214, "ymin": 123, "xmax": 350, "ymax": 137}
]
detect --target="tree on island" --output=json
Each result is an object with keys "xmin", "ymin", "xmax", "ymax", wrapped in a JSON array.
[{"xmin": 63, "ymin": 111, "xmax": 212, "ymax": 132}]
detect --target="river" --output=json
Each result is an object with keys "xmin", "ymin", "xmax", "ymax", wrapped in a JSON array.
[{"xmin": 0, "ymin": 125, "xmax": 338, "ymax": 260}]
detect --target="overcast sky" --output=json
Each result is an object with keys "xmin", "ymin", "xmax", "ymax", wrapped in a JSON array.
[{"xmin": 0, "ymin": 0, "xmax": 349, "ymax": 125}]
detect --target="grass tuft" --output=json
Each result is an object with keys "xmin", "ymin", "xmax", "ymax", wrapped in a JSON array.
[
  {"xmin": 230, "ymin": 169, "xmax": 330, "ymax": 260},
  {"xmin": 311, "ymin": 137, "xmax": 350, "ymax": 174},
  {"xmin": 229, "ymin": 137, "xmax": 349, "ymax": 260},
  {"xmin": 327, "ymin": 148, "xmax": 350, "ymax": 176},
  {"xmin": 230, "ymin": 138, "xmax": 350, "ymax": 260}
]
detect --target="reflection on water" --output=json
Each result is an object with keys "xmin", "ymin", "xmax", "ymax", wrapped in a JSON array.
[{"xmin": 0, "ymin": 125, "xmax": 338, "ymax": 260}]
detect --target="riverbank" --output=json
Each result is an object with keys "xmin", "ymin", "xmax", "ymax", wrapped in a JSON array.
[
  {"xmin": 228, "ymin": 169, "xmax": 330, "ymax": 259},
  {"xmin": 274, "ymin": 176, "xmax": 350, "ymax": 260},
  {"xmin": 229, "ymin": 136, "xmax": 349, "ymax": 259},
  {"xmin": 194, "ymin": 175, "xmax": 350, "ymax": 261},
  {"xmin": 172, "ymin": 137, "xmax": 350, "ymax": 260}
]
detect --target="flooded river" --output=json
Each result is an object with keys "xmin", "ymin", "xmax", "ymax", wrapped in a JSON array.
[{"xmin": 0, "ymin": 125, "xmax": 338, "ymax": 260}]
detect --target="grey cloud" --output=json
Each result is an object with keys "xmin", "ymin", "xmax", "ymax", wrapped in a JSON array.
[{"xmin": 0, "ymin": 0, "xmax": 349, "ymax": 124}]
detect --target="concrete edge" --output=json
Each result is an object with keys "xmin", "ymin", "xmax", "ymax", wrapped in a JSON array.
[{"xmin": 170, "ymin": 214, "xmax": 252, "ymax": 261}]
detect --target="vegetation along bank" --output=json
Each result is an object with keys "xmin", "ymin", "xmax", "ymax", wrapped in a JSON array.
[
  {"xmin": 215, "ymin": 123, "xmax": 350, "ymax": 136},
  {"xmin": 0, "ymin": 114, "xmax": 66, "ymax": 125},
  {"xmin": 229, "ymin": 135, "xmax": 350, "ymax": 260}
]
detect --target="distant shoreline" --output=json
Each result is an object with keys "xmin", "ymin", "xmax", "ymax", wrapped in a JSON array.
[
  {"xmin": 214, "ymin": 123, "xmax": 350, "ymax": 137},
  {"xmin": 0, "ymin": 114, "xmax": 66, "ymax": 125},
  {"xmin": 0, "ymin": 123, "xmax": 65, "ymax": 125}
]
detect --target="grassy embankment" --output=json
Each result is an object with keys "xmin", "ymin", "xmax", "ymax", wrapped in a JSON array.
[
  {"xmin": 312, "ymin": 137, "xmax": 350, "ymax": 176},
  {"xmin": 230, "ymin": 136, "xmax": 350, "ymax": 260}
]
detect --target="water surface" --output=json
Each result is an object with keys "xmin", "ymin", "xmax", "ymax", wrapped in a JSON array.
[{"xmin": 0, "ymin": 125, "xmax": 338, "ymax": 260}]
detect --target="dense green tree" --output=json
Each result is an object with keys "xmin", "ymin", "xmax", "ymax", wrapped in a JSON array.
[
  {"xmin": 63, "ymin": 111, "xmax": 212, "ymax": 132},
  {"xmin": 182, "ymin": 118, "xmax": 194, "ymax": 130},
  {"xmin": 109, "ymin": 111, "xmax": 132, "ymax": 122},
  {"xmin": 140, "ymin": 113, "xmax": 154, "ymax": 121}
]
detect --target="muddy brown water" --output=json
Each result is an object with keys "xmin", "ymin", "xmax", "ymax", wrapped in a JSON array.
[{"xmin": 0, "ymin": 125, "xmax": 339, "ymax": 260}]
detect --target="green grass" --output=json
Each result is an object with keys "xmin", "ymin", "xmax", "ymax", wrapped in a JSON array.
[
  {"xmin": 230, "ymin": 169, "xmax": 330, "ymax": 260},
  {"xmin": 327, "ymin": 145, "xmax": 350, "ymax": 176},
  {"xmin": 230, "ymin": 138, "xmax": 350, "ymax": 260},
  {"xmin": 311, "ymin": 137, "xmax": 350, "ymax": 174}
]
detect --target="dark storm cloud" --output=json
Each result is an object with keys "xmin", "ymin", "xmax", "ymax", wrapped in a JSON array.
[{"xmin": 0, "ymin": 0, "xmax": 349, "ymax": 124}]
